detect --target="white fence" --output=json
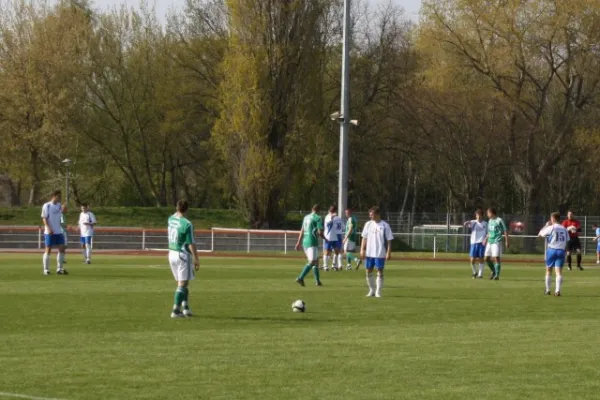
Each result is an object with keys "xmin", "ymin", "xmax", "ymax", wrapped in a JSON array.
[{"xmin": 0, "ymin": 226, "xmax": 598, "ymax": 257}]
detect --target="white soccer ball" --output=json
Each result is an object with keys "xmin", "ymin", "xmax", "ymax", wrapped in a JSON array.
[{"xmin": 292, "ymin": 300, "xmax": 306, "ymax": 313}]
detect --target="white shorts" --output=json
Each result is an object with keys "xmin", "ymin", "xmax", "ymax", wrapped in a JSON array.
[
  {"xmin": 168, "ymin": 250, "xmax": 195, "ymax": 282},
  {"xmin": 344, "ymin": 240, "xmax": 356, "ymax": 252},
  {"xmin": 485, "ymin": 243, "xmax": 503, "ymax": 258},
  {"xmin": 304, "ymin": 247, "xmax": 318, "ymax": 262}
]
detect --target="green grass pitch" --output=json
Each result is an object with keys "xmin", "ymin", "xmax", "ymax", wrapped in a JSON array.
[{"xmin": 1, "ymin": 254, "xmax": 600, "ymax": 400}]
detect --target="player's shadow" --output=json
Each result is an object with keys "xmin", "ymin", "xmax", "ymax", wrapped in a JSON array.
[{"xmin": 204, "ymin": 315, "xmax": 338, "ymax": 322}]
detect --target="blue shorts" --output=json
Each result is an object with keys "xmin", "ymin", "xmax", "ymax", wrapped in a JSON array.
[
  {"xmin": 546, "ymin": 248, "xmax": 566, "ymax": 268},
  {"xmin": 324, "ymin": 240, "xmax": 340, "ymax": 251},
  {"xmin": 44, "ymin": 234, "xmax": 65, "ymax": 247},
  {"xmin": 469, "ymin": 243, "xmax": 485, "ymax": 258},
  {"xmin": 80, "ymin": 236, "xmax": 93, "ymax": 245},
  {"xmin": 365, "ymin": 257, "xmax": 386, "ymax": 270}
]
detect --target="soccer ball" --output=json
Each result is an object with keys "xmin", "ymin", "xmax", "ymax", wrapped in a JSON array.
[
  {"xmin": 568, "ymin": 226, "xmax": 577, "ymax": 233},
  {"xmin": 292, "ymin": 300, "xmax": 306, "ymax": 313}
]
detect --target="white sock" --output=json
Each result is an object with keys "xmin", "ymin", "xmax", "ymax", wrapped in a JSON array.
[
  {"xmin": 323, "ymin": 255, "xmax": 329, "ymax": 268},
  {"xmin": 337, "ymin": 254, "xmax": 343, "ymax": 268},
  {"xmin": 43, "ymin": 253, "xmax": 50, "ymax": 271},
  {"xmin": 376, "ymin": 276, "xmax": 383, "ymax": 294},
  {"xmin": 86, "ymin": 245, "xmax": 92, "ymax": 261},
  {"xmin": 57, "ymin": 252, "xmax": 64, "ymax": 271},
  {"xmin": 82, "ymin": 248, "xmax": 87, "ymax": 260},
  {"xmin": 478, "ymin": 263, "xmax": 484, "ymax": 276},
  {"xmin": 332, "ymin": 255, "xmax": 337, "ymax": 269},
  {"xmin": 545, "ymin": 275, "xmax": 552, "ymax": 291},
  {"xmin": 556, "ymin": 275, "xmax": 563, "ymax": 293},
  {"xmin": 366, "ymin": 273, "xmax": 375, "ymax": 292},
  {"xmin": 470, "ymin": 262, "xmax": 476, "ymax": 274}
]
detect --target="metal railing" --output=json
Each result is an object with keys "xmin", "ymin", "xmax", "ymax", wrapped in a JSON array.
[{"xmin": 0, "ymin": 226, "xmax": 597, "ymax": 257}]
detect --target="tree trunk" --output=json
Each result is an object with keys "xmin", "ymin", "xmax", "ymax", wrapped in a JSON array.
[{"xmin": 28, "ymin": 149, "xmax": 41, "ymax": 205}]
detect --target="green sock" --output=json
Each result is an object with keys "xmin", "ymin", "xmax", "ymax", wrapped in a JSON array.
[
  {"xmin": 346, "ymin": 254, "xmax": 353, "ymax": 264},
  {"xmin": 494, "ymin": 263, "xmax": 501, "ymax": 277},
  {"xmin": 299, "ymin": 264, "xmax": 312, "ymax": 280},
  {"xmin": 313, "ymin": 265, "xmax": 320, "ymax": 283},
  {"xmin": 182, "ymin": 287, "xmax": 189, "ymax": 310},
  {"xmin": 173, "ymin": 287, "xmax": 186, "ymax": 310},
  {"xmin": 487, "ymin": 260, "xmax": 495, "ymax": 273}
]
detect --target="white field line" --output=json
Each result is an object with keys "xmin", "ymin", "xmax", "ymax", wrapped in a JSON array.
[{"xmin": 0, "ymin": 392, "xmax": 68, "ymax": 400}]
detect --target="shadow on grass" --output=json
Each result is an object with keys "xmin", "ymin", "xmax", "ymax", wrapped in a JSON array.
[{"xmin": 203, "ymin": 315, "xmax": 340, "ymax": 322}]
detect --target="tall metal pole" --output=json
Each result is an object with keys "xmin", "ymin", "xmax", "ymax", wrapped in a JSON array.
[
  {"xmin": 338, "ymin": 0, "xmax": 351, "ymax": 217},
  {"xmin": 65, "ymin": 167, "xmax": 70, "ymax": 204}
]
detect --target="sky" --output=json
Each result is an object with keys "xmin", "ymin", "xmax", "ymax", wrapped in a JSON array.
[{"xmin": 91, "ymin": 0, "xmax": 423, "ymax": 21}]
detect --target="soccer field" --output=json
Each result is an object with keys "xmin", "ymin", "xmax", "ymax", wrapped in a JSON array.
[{"xmin": 1, "ymin": 255, "xmax": 600, "ymax": 400}]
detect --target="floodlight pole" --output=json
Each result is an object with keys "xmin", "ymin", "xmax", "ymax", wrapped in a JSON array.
[
  {"xmin": 338, "ymin": 0, "xmax": 351, "ymax": 217},
  {"xmin": 62, "ymin": 159, "xmax": 73, "ymax": 204}
]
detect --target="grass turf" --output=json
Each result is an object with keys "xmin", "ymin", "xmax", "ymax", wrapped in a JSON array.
[{"xmin": 1, "ymin": 254, "xmax": 600, "ymax": 400}]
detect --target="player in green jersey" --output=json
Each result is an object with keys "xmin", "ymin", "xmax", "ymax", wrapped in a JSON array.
[
  {"xmin": 167, "ymin": 200, "xmax": 200, "ymax": 318},
  {"xmin": 295, "ymin": 204, "xmax": 325, "ymax": 286},
  {"xmin": 483, "ymin": 207, "xmax": 509, "ymax": 280},
  {"xmin": 343, "ymin": 207, "xmax": 362, "ymax": 270}
]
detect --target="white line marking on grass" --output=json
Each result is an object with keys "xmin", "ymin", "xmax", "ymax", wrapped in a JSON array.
[{"xmin": 0, "ymin": 392, "xmax": 67, "ymax": 400}]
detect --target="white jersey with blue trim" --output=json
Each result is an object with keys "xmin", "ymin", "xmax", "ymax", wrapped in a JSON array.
[
  {"xmin": 324, "ymin": 214, "xmax": 343, "ymax": 241},
  {"xmin": 538, "ymin": 223, "xmax": 568, "ymax": 250},
  {"xmin": 41, "ymin": 201, "xmax": 63, "ymax": 235},
  {"xmin": 468, "ymin": 220, "xmax": 487, "ymax": 244}
]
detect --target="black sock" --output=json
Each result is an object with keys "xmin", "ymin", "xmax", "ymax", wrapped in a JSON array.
[
  {"xmin": 567, "ymin": 255, "xmax": 572, "ymax": 267},
  {"xmin": 577, "ymin": 254, "xmax": 582, "ymax": 267}
]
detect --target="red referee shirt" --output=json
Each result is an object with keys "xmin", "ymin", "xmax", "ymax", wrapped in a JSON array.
[{"xmin": 561, "ymin": 219, "xmax": 581, "ymax": 238}]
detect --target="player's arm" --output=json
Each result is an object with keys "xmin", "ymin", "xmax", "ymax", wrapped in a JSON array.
[
  {"xmin": 360, "ymin": 223, "xmax": 369, "ymax": 260},
  {"xmin": 317, "ymin": 219, "xmax": 325, "ymax": 240},
  {"xmin": 295, "ymin": 227, "xmax": 304, "ymax": 251},
  {"xmin": 187, "ymin": 226, "xmax": 199, "ymax": 270},
  {"xmin": 538, "ymin": 225, "xmax": 551, "ymax": 238},
  {"xmin": 344, "ymin": 220, "xmax": 353, "ymax": 243},
  {"xmin": 385, "ymin": 225, "xmax": 394, "ymax": 261},
  {"xmin": 41, "ymin": 205, "xmax": 52, "ymax": 234},
  {"xmin": 502, "ymin": 220, "xmax": 509, "ymax": 248}
]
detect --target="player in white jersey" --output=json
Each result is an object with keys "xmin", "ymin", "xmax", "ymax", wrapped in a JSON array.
[
  {"xmin": 463, "ymin": 208, "xmax": 488, "ymax": 279},
  {"xmin": 323, "ymin": 205, "xmax": 343, "ymax": 271},
  {"xmin": 41, "ymin": 190, "xmax": 68, "ymax": 275},
  {"xmin": 538, "ymin": 212, "xmax": 568, "ymax": 296},
  {"xmin": 78, "ymin": 203, "xmax": 97, "ymax": 264},
  {"xmin": 360, "ymin": 206, "xmax": 394, "ymax": 298}
]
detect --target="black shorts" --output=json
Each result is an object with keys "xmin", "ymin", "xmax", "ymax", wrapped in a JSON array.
[{"xmin": 567, "ymin": 237, "xmax": 581, "ymax": 252}]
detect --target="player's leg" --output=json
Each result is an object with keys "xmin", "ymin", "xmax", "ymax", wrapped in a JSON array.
[
  {"xmin": 43, "ymin": 234, "xmax": 53, "ymax": 275},
  {"xmin": 575, "ymin": 240, "xmax": 583, "ymax": 270},
  {"xmin": 484, "ymin": 245, "xmax": 495, "ymax": 279},
  {"xmin": 468, "ymin": 245, "xmax": 477, "ymax": 277},
  {"xmin": 477, "ymin": 245, "xmax": 485, "ymax": 278},
  {"xmin": 80, "ymin": 237, "xmax": 87, "ymax": 262},
  {"xmin": 544, "ymin": 249, "xmax": 555, "ymax": 295},
  {"xmin": 323, "ymin": 244, "xmax": 331, "ymax": 271},
  {"xmin": 56, "ymin": 241, "xmax": 68, "ymax": 274},
  {"xmin": 169, "ymin": 251, "xmax": 191, "ymax": 318},
  {"xmin": 566, "ymin": 242, "xmax": 572, "ymax": 270},
  {"xmin": 336, "ymin": 248, "xmax": 343, "ymax": 271},
  {"xmin": 181, "ymin": 253, "xmax": 194, "ymax": 316},
  {"xmin": 365, "ymin": 258, "xmax": 375, "ymax": 296},
  {"xmin": 545, "ymin": 267, "xmax": 553, "ymax": 295},
  {"xmin": 63, "ymin": 232, "xmax": 68, "ymax": 263},
  {"xmin": 596, "ymin": 243, "xmax": 600, "ymax": 264},
  {"xmin": 297, "ymin": 247, "xmax": 318, "ymax": 286},
  {"xmin": 554, "ymin": 249, "xmax": 565, "ymax": 296},
  {"xmin": 491, "ymin": 244, "xmax": 502, "ymax": 279},
  {"xmin": 375, "ymin": 259, "xmax": 385, "ymax": 297},
  {"xmin": 85, "ymin": 237, "xmax": 93, "ymax": 264}
]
